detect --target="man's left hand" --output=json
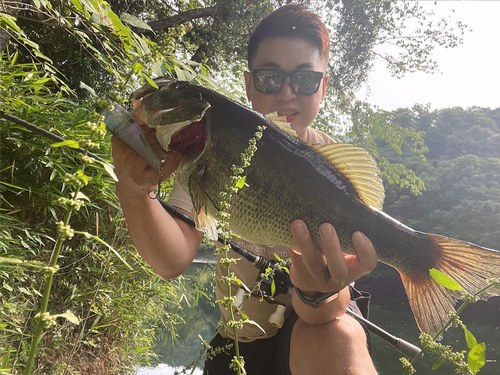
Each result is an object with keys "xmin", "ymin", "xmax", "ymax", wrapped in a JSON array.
[{"xmin": 289, "ymin": 220, "xmax": 377, "ymax": 295}]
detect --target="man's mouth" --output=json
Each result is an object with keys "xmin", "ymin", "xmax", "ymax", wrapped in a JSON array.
[
  {"xmin": 277, "ymin": 111, "xmax": 298, "ymax": 116},
  {"xmin": 278, "ymin": 111, "xmax": 298, "ymax": 123}
]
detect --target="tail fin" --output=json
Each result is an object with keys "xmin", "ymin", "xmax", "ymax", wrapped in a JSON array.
[{"xmin": 400, "ymin": 234, "xmax": 500, "ymax": 336}]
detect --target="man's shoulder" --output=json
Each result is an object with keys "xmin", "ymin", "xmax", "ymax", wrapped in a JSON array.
[{"xmin": 305, "ymin": 127, "xmax": 336, "ymax": 145}]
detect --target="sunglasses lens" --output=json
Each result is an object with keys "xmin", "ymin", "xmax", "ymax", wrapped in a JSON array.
[
  {"xmin": 252, "ymin": 70, "xmax": 323, "ymax": 95},
  {"xmin": 291, "ymin": 71, "xmax": 322, "ymax": 95},
  {"xmin": 253, "ymin": 70, "xmax": 284, "ymax": 93}
]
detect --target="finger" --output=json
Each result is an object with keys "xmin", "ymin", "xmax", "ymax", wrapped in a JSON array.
[
  {"xmin": 160, "ymin": 152, "xmax": 183, "ymax": 181},
  {"xmin": 345, "ymin": 231, "xmax": 378, "ymax": 280},
  {"xmin": 290, "ymin": 220, "xmax": 326, "ymax": 285},
  {"xmin": 320, "ymin": 224, "xmax": 349, "ymax": 286},
  {"xmin": 111, "ymin": 136, "xmax": 159, "ymax": 189},
  {"xmin": 143, "ymin": 129, "xmax": 169, "ymax": 159}
]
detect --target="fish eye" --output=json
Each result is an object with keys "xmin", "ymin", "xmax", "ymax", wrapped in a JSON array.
[{"xmin": 176, "ymin": 81, "xmax": 189, "ymax": 89}]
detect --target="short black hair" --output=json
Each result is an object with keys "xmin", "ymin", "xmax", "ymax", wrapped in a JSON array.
[{"xmin": 247, "ymin": 4, "xmax": 330, "ymax": 69}]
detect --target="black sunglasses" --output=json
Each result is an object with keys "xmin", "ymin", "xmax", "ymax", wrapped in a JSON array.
[{"xmin": 250, "ymin": 69, "xmax": 325, "ymax": 95}]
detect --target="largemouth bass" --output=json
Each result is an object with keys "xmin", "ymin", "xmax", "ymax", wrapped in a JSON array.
[{"xmin": 115, "ymin": 78, "xmax": 500, "ymax": 335}]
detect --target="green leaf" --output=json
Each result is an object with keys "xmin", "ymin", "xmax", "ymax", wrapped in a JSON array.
[
  {"xmin": 10, "ymin": 51, "xmax": 19, "ymax": 66},
  {"xmin": 242, "ymin": 319, "xmax": 266, "ymax": 334},
  {"xmin": 100, "ymin": 161, "xmax": 118, "ymax": 182},
  {"xmin": 432, "ymin": 355, "xmax": 445, "ymax": 370},
  {"xmin": 132, "ymin": 62, "xmax": 144, "ymax": 73},
  {"xmin": 120, "ymin": 12, "xmax": 153, "ymax": 31},
  {"xmin": 462, "ymin": 325, "xmax": 478, "ymax": 350},
  {"xmin": 429, "ymin": 268, "xmax": 463, "ymax": 291},
  {"xmin": 235, "ymin": 176, "xmax": 246, "ymax": 189},
  {"xmin": 467, "ymin": 342, "xmax": 486, "ymax": 374},
  {"xmin": 271, "ymin": 279, "xmax": 276, "ymax": 297},
  {"xmin": 72, "ymin": 191, "xmax": 90, "ymax": 201},
  {"xmin": 79, "ymin": 81, "xmax": 97, "ymax": 96},
  {"xmin": 76, "ymin": 170, "xmax": 90, "ymax": 184},
  {"xmin": 56, "ymin": 310, "xmax": 80, "ymax": 325},
  {"xmin": 1, "ymin": 14, "xmax": 23, "ymax": 34},
  {"xmin": 0, "ymin": 257, "xmax": 23, "ymax": 265},
  {"xmin": 50, "ymin": 140, "xmax": 80, "ymax": 149},
  {"xmin": 174, "ymin": 66, "xmax": 186, "ymax": 81},
  {"xmin": 141, "ymin": 72, "xmax": 158, "ymax": 88}
]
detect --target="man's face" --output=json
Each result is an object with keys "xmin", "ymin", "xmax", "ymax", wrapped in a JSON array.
[{"xmin": 244, "ymin": 38, "xmax": 329, "ymax": 138}]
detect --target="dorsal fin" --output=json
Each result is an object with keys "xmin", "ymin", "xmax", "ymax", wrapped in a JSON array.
[
  {"xmin": 312, "ymin": 143, "xmax": 385, "ymax": 209},
  {"xmin": 264, "ymin": 112, "xmax": 299, "ymax": 139}
]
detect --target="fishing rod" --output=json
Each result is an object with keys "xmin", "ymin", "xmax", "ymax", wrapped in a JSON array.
[
  {"xmin": 1, "ymin": 109, "xmax": 422, "ymax": 360},
  {"xmin": 158, "ymin": 199, "xmax": 422, "ymax": 361},
  {"xmin": 0, "ymin": 111, "xmax": 108, "ymax": 164}
]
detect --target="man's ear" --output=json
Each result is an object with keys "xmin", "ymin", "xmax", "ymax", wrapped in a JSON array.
[
  {"xmin": 320, "ymin": 75, "xmax": 329, "ymax": 103},
  {"xmin": 244, "ymin": 71, "xmax": 252, "ymax": 102}
]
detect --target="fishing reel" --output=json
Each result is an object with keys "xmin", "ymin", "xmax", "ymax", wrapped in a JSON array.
[{"xmin": 234, "ymin": 258, "xmax": 293, "ymax": 328}]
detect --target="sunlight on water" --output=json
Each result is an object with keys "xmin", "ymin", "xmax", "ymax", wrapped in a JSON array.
[{"xmin": 135, "ymin": 364, "xmax": 202, "ymax": 375}]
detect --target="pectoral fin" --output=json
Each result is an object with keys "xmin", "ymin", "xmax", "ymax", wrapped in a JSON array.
[{"xmin": 188, "ymin": 175, "xmax": 218, "ymax": 240}]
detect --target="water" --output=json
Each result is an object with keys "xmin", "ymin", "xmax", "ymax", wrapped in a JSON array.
[{"xmin": 149, "ymin": 262, "xmax": 500, "ymax": 374}]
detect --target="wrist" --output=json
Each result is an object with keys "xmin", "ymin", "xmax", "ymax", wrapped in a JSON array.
[
  {"xmin": 116, "ymin": 180, "xmax": 155, "ymax": 200},
  {"xmin": 295, "ymin": 288, "xmax": 339, "ymax": 309}
]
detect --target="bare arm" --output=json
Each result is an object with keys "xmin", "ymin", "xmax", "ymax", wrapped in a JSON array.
[{"xmin": 112, "ymin": 135, "xmax": 203, "ymax": 279}]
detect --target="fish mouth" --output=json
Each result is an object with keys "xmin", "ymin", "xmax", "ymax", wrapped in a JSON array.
[{"xmin": 168, "ymin": 113, "xmax": 209, "ymax": 156}]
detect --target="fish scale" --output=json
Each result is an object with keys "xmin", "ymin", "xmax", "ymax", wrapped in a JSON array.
[{"xmin": 124, "ymin": 77, "xmax": 500, "ymax": 336}]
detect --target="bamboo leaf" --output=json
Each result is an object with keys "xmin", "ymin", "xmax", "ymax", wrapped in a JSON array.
[
  {"xmin": 100, "ymin": 161, "xmax": 118, "ymax": 182},
  {"xmin": 242, "ymin": 319, "xmax": 266, "ymax": 334},
  {"xmin": 56, "ymin": 310, "xmax": 80, "ymax": 325},
  {"xmin": 79, "ymin": 81, "xmax": 97, "ymax": 96},
  {"xmin": 141, "ymin": 72, "xmax": 158, "ymax": 88},
  {"xmin": 467, "ymin": 343, "xmax": 486, "ymax": 374},
  {"xmin": 72, "ymin": 191, "xmax": 90, "ymax": 201},
  {"xmin": 1, "ymin": 14, "xmax": 23, "ymax": 34},
  {"xmin": 429, "ymin": 268, "xmax": 463, "ymax": 291},
  {"xmin": 0, "ymin": 257, "xmax": 24, "ymax": 265},
  {"xmin": 50, "ymin": 140, "xmax": 80, "ymax": 149},
  {"xmin": 120, "ymin": 12, "xmax": 153, "ymax": 31}
]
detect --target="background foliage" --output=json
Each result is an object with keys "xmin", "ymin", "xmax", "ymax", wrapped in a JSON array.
[{"xmin": 1, "ymin": 0, "xmax": 496, "ymax": 374}]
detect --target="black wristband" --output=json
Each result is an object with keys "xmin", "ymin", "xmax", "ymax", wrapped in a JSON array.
[{"xmin": 295, "ymin": 288, "xmax": 339, "ymax": 309}]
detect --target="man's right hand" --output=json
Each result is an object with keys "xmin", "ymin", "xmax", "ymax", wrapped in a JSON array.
[{"xmin": 111, "ymin": 126, "xmax": 182, "ymax": 196}]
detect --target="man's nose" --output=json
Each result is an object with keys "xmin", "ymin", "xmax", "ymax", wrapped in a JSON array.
[{"xmin": 277, "ymin": 77, "xmax": 297, "ymax": 101}]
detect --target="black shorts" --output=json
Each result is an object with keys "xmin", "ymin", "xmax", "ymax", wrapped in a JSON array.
[{"xmin": 203, "ymin": 287, "xmax": 371, "ymax": 375}]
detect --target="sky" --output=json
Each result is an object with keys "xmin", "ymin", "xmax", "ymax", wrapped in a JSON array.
[{"xmin": 356, "ymin": 1, "xmax": 500, "ymax": 111}]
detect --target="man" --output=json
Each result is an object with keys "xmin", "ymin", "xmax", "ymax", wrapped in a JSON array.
[{"xmin": 112, "ymin": 4, "xmax": 378, "ymax": 374}]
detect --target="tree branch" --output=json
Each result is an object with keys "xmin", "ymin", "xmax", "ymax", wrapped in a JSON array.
[{"xmin": 148, "ymin": 5, "xmax": 228, "ymax": 31}]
